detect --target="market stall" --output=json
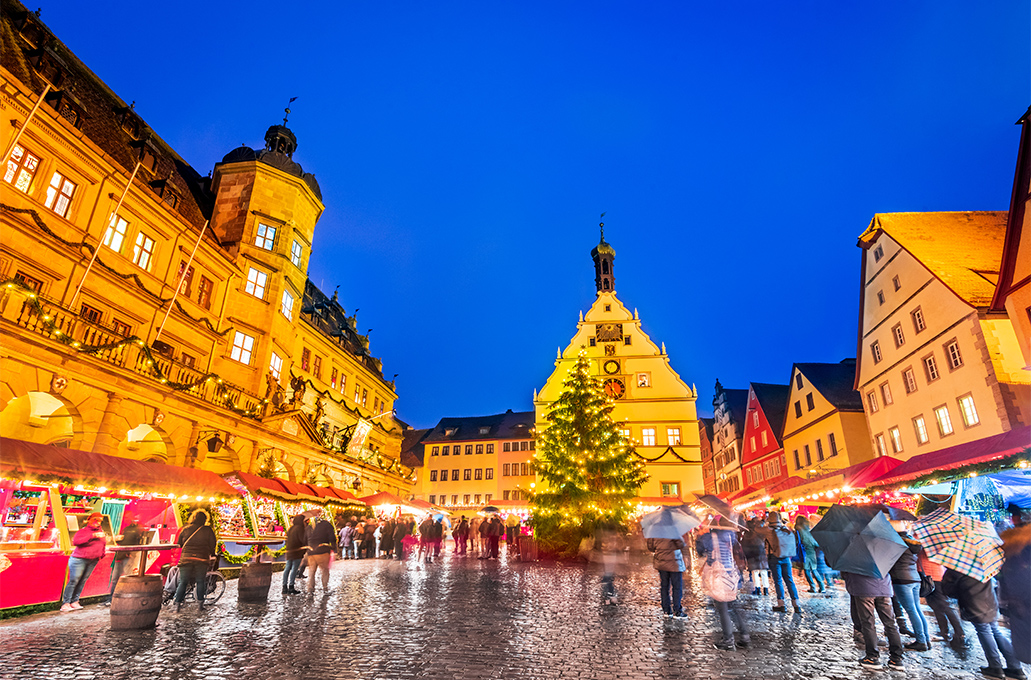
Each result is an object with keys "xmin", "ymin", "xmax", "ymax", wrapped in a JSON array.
[{"xmin": 0, "ymin": 437, "xmax": 240, "ymax": 610}]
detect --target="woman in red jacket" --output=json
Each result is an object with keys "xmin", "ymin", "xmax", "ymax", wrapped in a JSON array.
[{"xmin": 60, "ymin": 512, "xmax": 107, "ymax": 612}]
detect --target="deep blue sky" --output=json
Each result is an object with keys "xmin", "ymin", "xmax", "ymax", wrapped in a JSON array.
[{"xmin": 39, "ymin": 2, "xmax": 1028, "ymax": 428}]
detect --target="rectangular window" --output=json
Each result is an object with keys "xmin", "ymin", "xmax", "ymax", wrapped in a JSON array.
[
  {"xmin": 866, "ymin": 391, "xmax": 879, "ymax": 413},
  {"xmin": 912, "ymin": 307, "xmax": 926, "ymax": 333},
  {"xmin": 892, "ymin": 275, "xmax": 901, "ymax": 291},
  {"xmin": 180, "ymin": 352, "xmax": 196, "ymax": 368},
  {"xmin": 452, "ymin": 495, "xmax": 458, "ymax": 505},
  {"xmin": 474, "ymin": 469, "xmax": 483, "ymax": 480},
  {"xmin": 176, "ymin": 260, "xmax": 194, "ymax": 296},
  {"xmin": 502, "ymin": 463, "xmax": 510, "ymax": 476},
  {"xmin": 483, "ymin": 468, "xmax": 492, "ymax": 480},
  {"xmin": 888, "ymin": 427, "xmax": 903, "ymax": 453},
  {"xmin": 793, "ymin": 450, "xmax": 801, "ymax": 469},
  {"xmin": 503, "ymin": 490, "xmax": 511, "ymax": 501},
  {"xmin": 430, "ymin": 470, "xmax": 438, "ymax": 482},
  {"xmin": 761, "ymin": 430, "xmax": 768, "ymax": 447},
  {"xmin": 486, "ymin": 443, "xmax": 494, "ymax": 454},
  {"xmin": 880, "ymin": 382, "xmax": 893, "ymax": 406},
  {"xmin": 451, "ymin": 469, "xmax": 459, "ymax": 481},
  {"xmin": 794, "ymin": 401, "xmax": 802, "ymax": 418},
  {"xmin": 104, "ymin": 215, "xmax": 129, "ymax": 252},
  {"xmin": 520, "ymin": 441, "xmax": 528, "ymax": 451},
  {"xmin": 660, "ymin": 482, "xmax": 680, "ymax": 498},
  {"xmin": 485, "ymin": 494, "xmax": 492, "ymax": 503},
  {"xmin": 44, "ymin": 171, "xmax": 76, "ymax": 217},
  {"xmin": 255, "ymin": 223, "xmax": 276, "ymax": 250},
  {"xmin": 291, "ymin": 240, "xmax": 303, "ymax": 266},
  {"xmin": 871, "ymin": 341, "xmax": 882, "ymax": 364},
  {"xmin": 4, "ymin": 144, "xmax": 40, "ymax": 192},
  {"xmin": 934, "ymin": 405, "xmax": 954, "ymax": 436},
  {"xmin": 361, "ymin": 389, "xmax": 368, "ymax": 407},
  {"xmin": 338, "ymin": 373, "xmax": 346, "ymax": 394},
  {"xmin": 245, "ymin": 267, "xmax": 268, "ymax": 299},
  {"xmin": 666, "ymin": 428, "xmax": 681, "ymax": 445},
  {"xmin": 750, "ymin": 436, "xmax": 756, "ymax": 452},
  {"xmin": 619, "ymin": 428, "xmax": 630, "ymax": 441},
  {"xmin": 429, "ymin": 494, "xmax": 436, "ymax": 504},
  {"xmin": 431, "ymin": 446, "xmax": 439, "ymax": 456},
  {"xmin": 746, "ymin": 468, "xmax": 753, "ymax": 485},
  {"xmin": 503, "ymin": 442, "xmax": 511, "ymax": 452},
  {"xmin": 589, "ymin": 337, "xmax": 596, "ymax": 347},
  {"xmin": 112, "ymin": 319, "xmax": 131, "ymax": 336},
  {"xmin": 466, "ymin": 445, "xmax": 473, "ymax": 455},
  {"xmin": 463, "ymin": 469, "xmax": 472, "ymax": 481},
  {"xmin": 945, "ymin": 341, "xmax": 963, "ymax": 370},
  {"xmin": 806, "ymin": 393, "xmax": 815, "ymax": 411},
  {"xmin": 795, "ymin": 373, "xmax": 803, "ymax": 389},
  {"xmin": 131, "ymin": 231, "xmax": 155, "ymax": 271},
  {"xmin": 641, "ymin": 428, "xmax": 656, "ymax": 446},
  {"xmin": 877, "ymin": 291, "xmax": 885, "ymax": 305},
  {"xmin": 312, "ymin": 355, "xmax": 322, "ymax": 379},
  {"xmin": 923, "ymin": 355, "xmax": 940, "ymax": 382},
  {"xmin": 354, "ymin": 384, "xmax": 360, "ymax": 403},
  {"xmin": 873, "ymin": 244, "xmax": 884, "ymax": 261},
  {"xmin": 197, "ymin": 276, "xmax": 213, "ymax": 310},
  {"xmin": 913, "ymin": 416, "xmax": 929, "ymax": 445},
  {"xmin": 903, "ymin": 368, "xmax": 918, "ymax": 394},
  {"xmin": 269, "ymin": 352, "xmax": 283, "ymax": 380},
  {"xmin": 463, "ymin": 494, "xmax": 471, "ymax": 505},
  {"xmin": 875, "ymin": 433, "xmax": 888, "ymax": 457},
  {"xmin": 520, "ymin": 462, "xmax": 529, "ymax": 477},
  {"xmin": 804, "ymin": 445, "xmax": 812, "ymax": 466},
  {"xmin": 957, "ymin": 395, "xmax": 979, "ymax": 427},
  {"xmin": 816, "ymin": 439, "xmax": 825, "ymax": 461},
  {"xmin": 79, "ymin": 303, "xmax": 102, "ymax": 324},
  {"xmin": 476, "ymin": 444, "xmax": 483, "ymax": 454},
  {"xmin": 301, "ymin": 347, "xmax": 310, "ymax": 371},
  {"xmin": 623, "ymin": 335, "xmax": 631, "ymax": 345},
  {"xmin": 892, "ymin": 324, "xmax": 905, "ymax": 348},
  {"xmin": 330, "ymin": 368, "xmax": 338, "ymax": 389},
  {"xmin": 752, "ymin": 412, "xmax": 759, "ymax": 428},
  {"xmin": 474, "ymin": 494, "xmax": 481, "ymax": 505},
  {"xmin": 13, "ymin": 270, "xmax": 43, "ymax": 292},
  {"xmin": 230, "ymin": 331, "xmax": 254, "ymax": 364},
  {"xmin": 281, "ymin": 289, "xmax": 294, "ymax": 319},
  {"xmin": 442, "ymin": 446, "xmax": 449, "ymax": 456}
]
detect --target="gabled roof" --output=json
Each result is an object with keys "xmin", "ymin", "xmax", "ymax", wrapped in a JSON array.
[
  {"xmin": 750, "ymin": 382, "xmax": 790, "ymax": 445},
  {"xmin": 400, "ymin": 428, "xmax": 431, "ymax": 468},
  {"xmin": 796, "ymin": 360, "xmax": 862, "ymax": 411},
  {"xmin": 717, "ymin": 388, "xmax": 750, "ymax": 427},
  {"xmin": 858, "ymin": 212, "xmax": 1008, "ymax": 307},
  {"xmin": 991, "ymin": 107, "xmax": 1031, "ymax": 312},
  {"xmin": 699, "ymin": 417, "xmax": 715, "ymax": 441},
  {"xmin": 423, "ymin": 410, "xmax": 535, "ymax": 443}
]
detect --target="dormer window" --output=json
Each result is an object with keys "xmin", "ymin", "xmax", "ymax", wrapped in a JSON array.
[
  {"xmin": 444, "ymin": 428, "xmax": 456, "ymax": 437},
  {"xmin": 44, "ymin": 91, "xmax": 83, "ymax": 129},
  {"xmin": 162, "ymin": 190, "xmax": 179, "ymax": 209},
  {"xmin": 873, "ymin": 244, "xmax": 884, "ymax": 262},
  {"xmin": 140, "ymin": 147, "xmax": 158, "ymax": 173},
  {"xmin": 479, "ymin": 427, "xmax": 490, "ymax": 435}
]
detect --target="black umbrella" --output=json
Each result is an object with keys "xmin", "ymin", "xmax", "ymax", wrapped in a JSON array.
[
  {"xmin": 864, "ymin": 504, "xmax": 917, "ymax": 522},
  {"xmin": 811, "ymin": 504, "xmax": 907, "ymax": 578},
  {"xmin": 694, "ymin": 494, "xmax": 733, "ymax": 519}
]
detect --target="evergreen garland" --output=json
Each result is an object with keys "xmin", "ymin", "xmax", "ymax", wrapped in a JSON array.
[{"xmin": 530, "ymin": 348, "xmax": 648, "ymax": 551}]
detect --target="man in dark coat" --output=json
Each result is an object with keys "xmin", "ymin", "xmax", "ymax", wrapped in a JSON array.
[
  {"xmin": 941, "ymin": 567, "xmax": 1024, "ymax": 679},
  {"xmin": 104, "ymin": 512, "xmax": 144, "ymax": 605},
  {"xmin": 306, "ymin": 511, "xmax": 337, "ymax": 593},
  {"xmin": 844, "ymin": 569, "xmax": 903, "ymax": 670}
]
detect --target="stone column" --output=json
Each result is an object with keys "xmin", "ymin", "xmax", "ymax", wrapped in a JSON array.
[
  {"xmin": 91, "ymin": 392, "xmax": 123, "ymax": 456},
  {"xmin": 175, "ymin": 420, "xmax": 200, "ymax": 468}
]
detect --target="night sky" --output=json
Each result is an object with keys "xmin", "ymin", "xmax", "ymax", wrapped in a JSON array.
[{"xmin": 36, "ymin": 2, "xmax": 1029, "ymax": 428}]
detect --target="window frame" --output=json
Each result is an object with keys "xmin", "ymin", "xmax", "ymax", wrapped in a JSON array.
[
  {"xmin": 892, "ymin": 323, "xmax": 905, "ymax": 348},
  {"xmin": 641, "ymin": 427, "xmax": 656, "ymax": 446},
  {"xmin": 44, "ymin": 170, "xmax": 76, "ymax": 218},
  {"xmin": 131, "ymin": 231, "xmax": 156, "ymax": 271},
  {"xmin": 957, "ymin": 394, "xmax": 979, "ymax": 428},
  {"xmin": 933, "ymin": 405, "xmax": 954, "ymax": 437},
  {"xmin": 230, "ymin": 331, "xmax": 255, "ymax": 365},
  {"xmin": 923, "ymin": 354, "xmax": 940, "ymax": 383},
  {"xmin": 269, "ymin": 351, "xmax": 283, "ymax": 380},
  {"xmin": 911, "ymin": 307, "xmax": 926, "ymax": 333},
  {"xmin": 245, "ymin": 267, "xmax": 268, "ymax": 300},
  {"xmin": 255, "ymin": 223, "xmax": 276, "ymax": 250},
  {"xmin": 902, "ymin": 367, "xmax": 918, "ymax": 394},
  {"xmin": 870, "ymin": 341, "xmax": 882, "ymax": 364},
  {"xmin": 944, "ymin": 340, "xmax": 963, "ymax": 371},
  {"xmin": 104, "ymin": 214, "xmax": 129, "ymax": 253},
  {"xmin": 290, "ymin": 240, "xmax": 303, "ymax": 267},
  {"xmin": 913, "ymin": 416, "xmax": 929, "ymax": 445},
  {"xmin": 880, "ymin": 381, "xmax": 893, "ymax": 406},
  {"xmin": 281, "ymin": 288, "xmax": 295, "ymax": 319},
  {"xmin": 4, "ymin": 144, "xmax": 41, "ymax": 193}
]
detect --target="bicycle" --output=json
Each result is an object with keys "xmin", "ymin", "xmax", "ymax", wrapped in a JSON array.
[{"xmin": 162, "ymin": 559, "xmax": 226, "ymax": 606}]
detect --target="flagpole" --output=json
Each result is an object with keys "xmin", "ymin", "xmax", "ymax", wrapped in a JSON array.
[
  {"xmin": 154, "ymin": 220, "xmax": 208, "ymax": 343},
  {"xmin": 69, "ymin": 160, "xmax": 142, "ymax": 309},
  {"xmin": 2, "ymin": 83, "xmax": 51, "ymax": 164}
]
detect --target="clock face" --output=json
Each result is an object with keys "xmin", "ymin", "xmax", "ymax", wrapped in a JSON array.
[
  {"xmin": 603, "ymin": 360, "xmax": 620, "ymax": 375},
  {"xmin": 603, "ymin": 378, "xmax": 625, "ymax": 400}
]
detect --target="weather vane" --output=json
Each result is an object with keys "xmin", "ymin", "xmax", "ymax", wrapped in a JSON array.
[
  {"xmin": 283, "ymin": 96, "xmax": 298, "ymax": 126},
  {"xmin": 600, "ymin": 212, "xmax": 606, "ymax": 240}
]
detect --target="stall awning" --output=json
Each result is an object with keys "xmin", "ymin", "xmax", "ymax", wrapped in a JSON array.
[
  {"xmin": 633, "ymin": 496, "xmax": 686, "ymax": 507},
  {"xmin": 229, "ymin": 472, "xmax": 293, "ymax": 500},
  {"xmin": 768, "ymin": 456, "xmax": 905, "ymax": 503},
  {"xmin": 276, "ymin": 478, "xmax": 322, "ymax": 501},
  {"xmin": 324, "ymin": 487, "xmax": 361, "ymax": 503},
  {"xmin": 0, "ymin": 437, "xmax": 241, "ymax": 498},
  {"xmin": 359, "ymin": 491, "xmax": 404, "ymax": 506},
  {"xmin": 868, "ymin": 426, "xmax": 1031, "ymax": 488}
]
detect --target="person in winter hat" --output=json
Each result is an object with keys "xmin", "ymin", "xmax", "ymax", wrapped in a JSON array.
[
  {"xmin": 61, "ymin": 512, "xmax": 108, "ymax": 612},
  {"xmin": 647, "ymin": 534, "xmax": 687, "ymax": 618},
  {"xmin": 764, "ymin": 512, "xmax": 801, "ymax": 613}
]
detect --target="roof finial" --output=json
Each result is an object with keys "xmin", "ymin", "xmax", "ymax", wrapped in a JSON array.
[
  {"xmin": 599, "ymin": 212, "xmax": 606, "ymax": 242},
  {"xmin": 283, "ymin": 96, "xmax": 298, "ymax": 126}
]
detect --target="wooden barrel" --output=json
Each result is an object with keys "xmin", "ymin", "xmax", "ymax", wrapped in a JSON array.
[
  {"xmin": 110, "ymin": 575, "xmax": 163, "ymax": 630},
  {"xmin": 519, "ymin": 536, "xmax": 538, "ymax": 562},
  {"xmin": 237, "ymin": 562, "xmax": 272, "ymax": 603}
]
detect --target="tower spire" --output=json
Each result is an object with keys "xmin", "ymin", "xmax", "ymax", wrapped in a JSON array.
[{"xmin": 590, "ymin": 214, "xmax": 616, "ymax": 294}]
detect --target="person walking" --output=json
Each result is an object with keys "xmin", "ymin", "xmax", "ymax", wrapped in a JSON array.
[
  {"xmin": 352, "ymin": 519, "xmax": 365, "ymax": 560},
  {"xmin": 173, "ymin": 509, "xmax": 217, "ymax": 612},
  {"xmin": 700, "ymin": 516, "xmax": 751, "ymax": 649},
  {"xmin": 810, "ymin": 514, "xmax": 836, "ymax": 591},
  {"xmin": 647, "ymin": 533, "xmax": 687, "ymax": 618},
  {"xmin": 596, "ymin": 523, "xmax": 625, "ymax": 604},
  {"xmin": 306, "ymin": 510, "xmax": 337, "ymax": 594},
  {"xmin": 506, "ymin": 513, "xmax": 522, "ymax": 555},
  {"xmin": 741, "ymin": 518, "xmax": 770, "ymax": 596},
  {"xmin": 431, "ymin": 517, "xmax": 444, "ymax": 557},
  {"xmin": 282, "ymin": 514, "xmax": 306, "ymax": 595},
  {"xmin": 418, "ymin": 516, "xmax": 435, "ymax": 563},
  {"xmin": 1000, "ymin": 521, "xmax": 1029, "ymax": 666},
  {"xmin": 380, "ymin": 518, "xmax": 395, "ymax": 558},
  {"xmin": 844, "ymin": 567, "xmax": 904, "ymax": 670},
  {"xmin": 478, "ymin": 516, "xmax": 491, "ymax": 558},
  {"xmin": 393, "ymin": 518, "xmax": 409, "ymax": 560},
  {"xmin": 764, "ymin": 512, "xmax": 801, "ymax": 612},
  {"xmin": 103, "ymin": 512, "xmax": 143, "ymax": 606},
  {"xmin": 340, "ymin": 521, "xmax": 354, "ymax": 560},
  {"xmin": 795, "ymin": 515, "xmax": 823, "ymax": 594},
  {"xmin": 889, "ymin": 521, "xmax": 931, "ymax": 652},
  {"xmin": 941, "ymin": 567, "xmax": 1025, "ymax": 679},
  {"xmin": 486, "ymin": 515, "xmax": 502, "ymax": 559},
  {"xmin": 60, "ymin": 512, "xmax": 108, "ymax": 612},
  {"xmin": 919, "ymin": 547, "xmax": 964, "ymax": 647}
]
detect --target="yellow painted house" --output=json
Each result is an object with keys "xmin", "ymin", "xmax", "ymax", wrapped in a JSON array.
[{"xmin": 534, "ymin": 229, "xmax": 702, "ymax": 501}]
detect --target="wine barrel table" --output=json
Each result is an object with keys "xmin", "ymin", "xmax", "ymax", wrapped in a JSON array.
[
  {"xmin": 110, "ymin": 575, "xmax": 163, "ymax": 630},
  {"xmin": 237, "ymin": 562, "xmax": 274, "ymax": 603},
  {"xmin": 518, "ymin": 536, "xmax": 538, "ymax": 562}
]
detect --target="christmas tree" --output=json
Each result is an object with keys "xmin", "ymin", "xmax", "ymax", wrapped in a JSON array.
[{"xmin": 531, "ymin": 348, "xmax": 648, "ymax": 552}]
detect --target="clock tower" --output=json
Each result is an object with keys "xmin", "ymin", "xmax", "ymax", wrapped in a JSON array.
[{"xmin": 534, "ymin": 226, "xmax": 703, "ymax": 502}]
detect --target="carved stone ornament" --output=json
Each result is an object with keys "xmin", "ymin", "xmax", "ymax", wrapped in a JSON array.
[
  {"xmin": 50, "ymin": 374, "xmax": 69, "ymax": 394},
  {"xmin": 152, "ymin": 411, "xmax": 165, "ymax": 427},
  {"xmin": 226, "ymin": 434, "xmax": 236, "ymax": 446}
]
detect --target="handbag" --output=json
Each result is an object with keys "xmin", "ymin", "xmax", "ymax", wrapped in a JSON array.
[
  {"xmin": 919, "ymin": 572, "xmax": 935, "ymax": 598},
  {"xmin": 701, "ymin": 537, "xmax": 739, "ymax": 602}
]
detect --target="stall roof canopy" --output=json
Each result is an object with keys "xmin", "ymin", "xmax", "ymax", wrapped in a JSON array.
[
  {"xmin": 0, "ymin": 437, "xmax": 241, "ymax": 498},
  {"xmin": 229, "ymin": 472, "xmax": 292, "ymax": 499},
  {"xmin": 359, "ymin": 491, "xmax": 404, "ymax": 506},
  {"xmin": 227, "ymin": 473, "xmax": 363, "ymax": 505},
  {"xmin": 869, "ymin": 426, "xmax": 1031, "ymax": 488}
]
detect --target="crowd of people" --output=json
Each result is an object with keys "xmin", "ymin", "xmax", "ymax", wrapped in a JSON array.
[{"xmin": 641, "ymin": 505, "xmax": 1029, "ymax": 678}]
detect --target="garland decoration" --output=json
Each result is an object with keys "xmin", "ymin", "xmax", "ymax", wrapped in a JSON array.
[{"xmin": 866, "ymin": 448, "xmax": 1031, "ymax": 492}]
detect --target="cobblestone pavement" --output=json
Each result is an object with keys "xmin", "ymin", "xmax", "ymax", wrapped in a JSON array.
[{"xmin": 1, "ymin": 549, "xmax": 1019, "ymax": 680}]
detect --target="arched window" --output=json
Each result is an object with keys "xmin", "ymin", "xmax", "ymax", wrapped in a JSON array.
[
  {"xmin": 602, "ymin": 260, "xmax": 609, "ymax": 275},
  {"xmin": 603, "ymin": 279, "xmax": 610, "ymax": 291}
]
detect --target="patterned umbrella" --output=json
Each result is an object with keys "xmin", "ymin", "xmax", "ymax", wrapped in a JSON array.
[{"xmin": 912, "ymin": 508, "xmax": 1004, "ymax": 582}]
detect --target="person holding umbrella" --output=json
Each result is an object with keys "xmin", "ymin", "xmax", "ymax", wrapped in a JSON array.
[
  {"xmin": 642, "ymin": 506, "xmax": 699, "ymax": 619},
  {"xmin": 699, "ymin": 514, "xmax": 751, "ymax": 650}
]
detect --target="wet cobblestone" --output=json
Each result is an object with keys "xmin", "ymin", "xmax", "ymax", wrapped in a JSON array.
[{"xmin": 0, "ymin": 550, "xmax": 1014, "ymax": 680}]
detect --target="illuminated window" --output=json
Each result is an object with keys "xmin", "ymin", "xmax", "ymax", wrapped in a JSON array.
[
  {"xmin": 464, "ymin": 494, "xmax": 471, "ymax": 505},
  {"xmin": 430, "ymin": 471, "xmax": 438, "ymax": 482},
  {"xmin": 923, "ymin": 355, "xmax": 940, "ymax": 382},
  {"xmin": 354, "ymin": 384, "xmax": 360, "ymax": 402},
  {"xmin": 503, "ymin": 442, "xmax": 511, "ymax": 452},
  {"xmin": 4, "ymin": 144, "xmax": 40, "ymax": 193},
  {"xmin": 660, "ymin": 482, "xmax": 680, "ymax": 498},
  {"xmin": 281, "ymin": 288, "xmax": 294, "ymax": 319},
  {"xmin": 641, "ymin": 428, "xmax": 656, "ymax": 446},
  {"xmin": 463, "ymin": 469, "xmax": 472, "ymax": 481},
  {"xmin": 330, "ymin": 368, "xmax": 338, "ymax": 389},
  {"xmin": 945, "ymin": 341, "xmax": 963, "ymax": 370},
  {"xmin": 750, "ymin": 436, "xmax": 756, "ymax": 452},
  {"xmin": 484, "ymin": 494, "xmax": 492, "ymax": 503},
  {"xmin": 934, "ymin": 405, "xmax": 954, "ymax": 437},
  {"xmin": 291, "ymin": 240, "xmax": 303, "ymax": 266},
  {"xmin": 197, "ymin": 276, "xmax": 213, "ymax": 310},
  {"xmin": 502, "ymin": 463, "xmax": 510, "ymax": 476},
  {"xmin": 761, "ymin": 430, "xmax": 768, "ymax": 447},
  {"xmin": 520, "ymin": 462, "xmax": 529, "ymax": 476},
  {"xmin": 912, "ymin": 307, "xmax": 926, "ymax": 333},
  {"xmin": 442, "ymin": 446, "xmax": 449, "ymax": 456},
  {"xmin": 957, "ymin": 395, "xmax": 979, "ymax": 427},
  {"xmin": 44, "ymin": 171, "xmax": 76, "ymax": 217},
  {"xmin": 312, "ymin": 355, "xmax": 321, "ymax": 379},
  {"xmin": 866, "ymin": 391, "xmax": 879, "ymax": 413},
  {"xmin": 452, "ymin": 495, "xmax": 458, "ymax": 505},
  {"xmin": 245, "ymin": 267, "xmax": 268, "ymax": 299},
  {"xmin": 180, "ymin": 352, "xmax": 196, "ymax": 368},
  {"xmin": 880, "ymin": 382, "xmax": 893, "ymax": 406},
  {"xmin": 230, "ymin": 331, "xmax": 254, "ymax": 365},
  {"xmin": 451, "ymin": 469, "xmax": 459, "ymax": 482},
  {"xmin": 176, "ymin": 261, "xmax": 194, "ymax": 295},
  {"xmin": 902, "ymin": 368, "xmax": 918, "ymax": 394},
  {"xmin": 888, "ymin": 427, "xmax": 903, "ymax": 453},
  {"xmin": 474, "ymin": 469, "xmax": 483, "ymax": 480},
  {"xmin": 870, "ymin": 341, "xmax": 882, "ymax": 364},
  {"xmin": 431, "ymin": 446, "xmax": 439, "ymax": 456},
  {"xmin": 255, "ymin": 223, "xmax": 276, "ymax": 250},
  {"xmin": 131, "ymin": 232, "xmax": 155, "ymax": 271},
  {"xmin": 339, "ymin": 373, "xmax": 346, "ymax": 394},
  {"xmin": 892, "ymin": 324, "xmax": 905, "ymax": 348},
  {"xmin": 361, "ymin": 389, "xmax": 368, "ymax": 407},
  {"xmin": 465, "ymin": 445, "xmax": 473, "ymax": 455},
  {"xmin": 874, "ymin": 433, "xmax": 887, "ymax": 457},
  {"xmin": 269, "ymin": 352, "xmax": 283, "ymax": 380},
  {"xmin": 668, "ymin": 428, "xmax": 681, "ymax": 445},
  {"xmin": 486, "ymin": 468, "xmax": 493, "ymax": 480},
  {"xmin": 486, "ymin": 443, "xmax": 494, "ymax": 454},
  {"xmin": 476, "ymin": 444, "xmax": 483, "ymax": 454},
  {"xmin": 79, "ymin": 303, "xmax": 102, "ymax": 324},
  {"xmin": 14, "ymin": 271, "xmax": 43, "ymax": 292},
  {"xmin": 503, "ymin": 490, "xmax": 511, "ymax": 500},
  {"xmin": 301, "ymin": 348, "xmax": 310, "ymax": 371},
  {"xmin": 913, "ymin": 416, "xmax": 929, "ymax": 444},
  {"xmin": 474, "ymin": 494, "xmax": 481, "ymax": 505},
  {"xmin": 112, "ymin": 319, "xmax": 131, "ymax": 336},
  {"xmin": 104, "ymin": 215, "xmax": 129, "ymax": 252}
]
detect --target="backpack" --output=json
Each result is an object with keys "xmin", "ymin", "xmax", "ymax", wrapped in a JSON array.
[{"xmin": 766, "ymin": 526, "xmax": 797, "ymax": 559}]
